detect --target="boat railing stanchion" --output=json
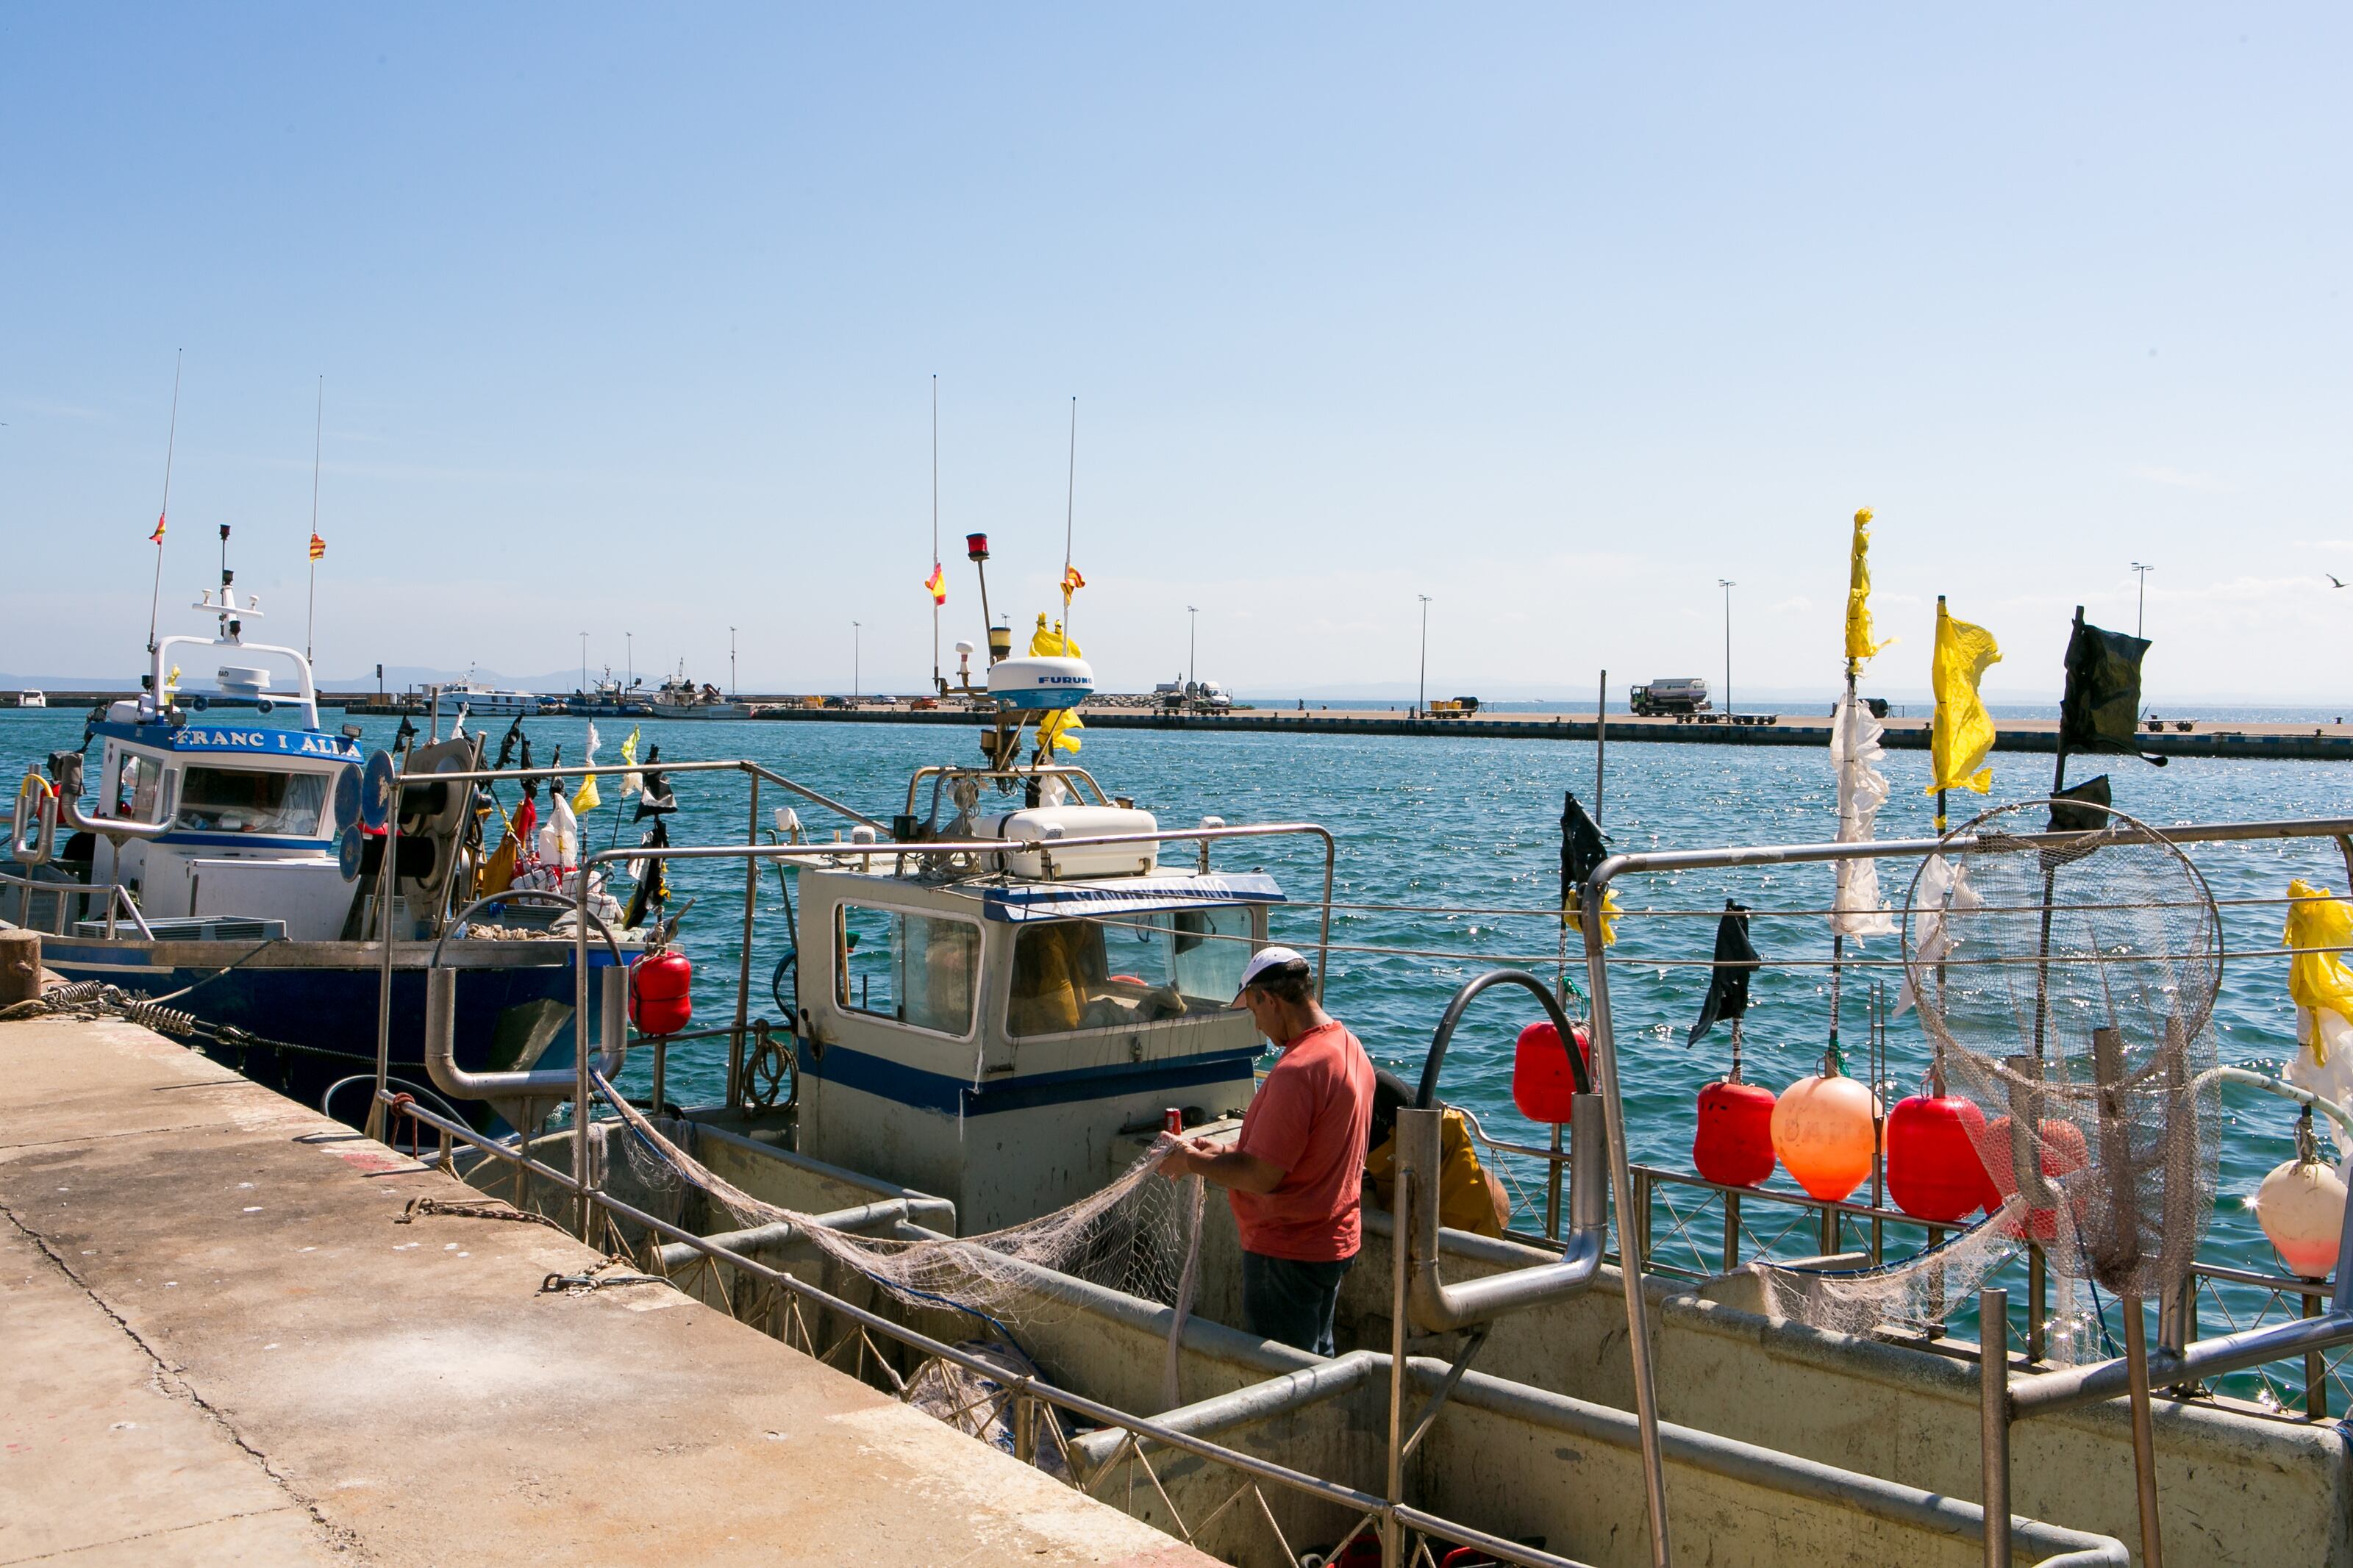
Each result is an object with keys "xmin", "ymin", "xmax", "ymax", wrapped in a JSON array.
[
  {"xmin": 1724, "ymin": 1187, "xmax": 1740, "ymax": 1272},
  {"xmin": 1980, "ymin": 1286, "xmax": 2011, "ymax": 1568},
  {"xmin": 1385, "ymin": 1159, "xmax": 1413, "ymax": 1568},
  {"xmin": 1543, "ymin": 1122, "xmax": 1563, "ymax": 1242},
  {"xmin": 730, "ymin": 768, "xmax": 761, "ymax": 1108},
  {"xmin": 368, "ymin": 782, "xmax": 403, "ymax": 1145}
]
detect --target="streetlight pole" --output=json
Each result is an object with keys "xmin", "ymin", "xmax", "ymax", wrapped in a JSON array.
[
  {"xmin": 2131, "ymin": 562, "xmax": 2154, "ymax": 639},
  {"xmin": 1188, "ymin": 606, "xmax": 1199, "ymax": 695},
  {"xmin": 1718, "ymin": 579, "xmax": 1735, "ymax": 718},
  {"xmin": 626, "ymin": 631, "xmax": 634, "ymax": 689},
  {"xmin": 579, "ymin": 632, "xmax": 587, "ymax": 695},
  {"xmin": 729, "ymin": 626, "xmax": 738, "ymax": 698},
  {"xmin": 1417, "ymin": 595, "xmax": 1432, "ymax": 717},
  {"xmin": 853, "ymin": 622, "xmax": 861, "ymax": 701}
]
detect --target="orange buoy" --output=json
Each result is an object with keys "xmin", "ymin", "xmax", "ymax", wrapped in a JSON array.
[
  {"xmin": 1982, "ymin": 1115, "xmax": 2089, "ymax": 1242},
  {"xmin": 1511, "ymin": 1020, "xmax": 1590, "ymax": 1123},
  {"xmin": 1694, "ymin": 1078, "xmax": 1778, "ymax": 1188},
  {"xmin": 1771, "ymin": 1070, "xmax": 1880, "ymax": 1202},
  {"xmin": 2257, "ymin": 1114, "xmax": 2347, "ymax": 1279},
  {"xmin": 1885, "ymin": 1094, "xmax": 1996, "ymax": 1222}
]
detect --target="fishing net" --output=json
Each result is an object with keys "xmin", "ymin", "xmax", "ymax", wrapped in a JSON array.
[
  {"xmin": 591, "ymin": 1074, "xmax": 1205, "ymax": 1356},
  {"xmin": 1759, "ymin": 802, "xmax": 2223, "ymax": 1361}
]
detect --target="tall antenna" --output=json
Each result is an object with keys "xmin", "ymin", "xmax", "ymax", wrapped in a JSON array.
[
  {"xmin": 147, "ymin": 351, "xmax": 182, "ymax": 654},
  {"xmin": 307, "ymin": 376, "xmax": 324, "ymax": 662},
  {"xmin": 1061, "ymin": 395, "xmax": 1077, "ymax": 641},
  {"xmin": 932, "ymin": 373, "xmax": 940, "ymax": 694}
]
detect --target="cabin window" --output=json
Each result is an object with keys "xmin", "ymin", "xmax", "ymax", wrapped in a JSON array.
[
  {"xmin": 835, "ymin": 903, "xmax": 979, "ymax": 1037},
  {"xmin": 1007, "ymin": 904, "xmax": 1259, "ymax": 1038},
  {"xmin": 114, "ymin": 752, "xmax": 171, "ymax": 823},
  {"xmin": 174, "ymin": 767, "xmax": 328, "ymax": 837}
]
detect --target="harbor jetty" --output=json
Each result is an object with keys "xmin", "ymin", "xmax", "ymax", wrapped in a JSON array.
[
  {"xmin": 0, "ymin": 1009, "xmax": 1207, "ymax": 1568},
  {"xmin": 754, "ymin": 703, "xmax": 2353, "ymax": 762}
]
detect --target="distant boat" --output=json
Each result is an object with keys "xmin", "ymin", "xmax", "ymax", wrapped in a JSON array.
[
  {"xmin": 440, "ymin": 680, "xmax": 538, "ymax": 717},
  {"xmin": 15, "ymin": 690, "xmax": 45, "ymax": 709},
  {"xmin": 649, "ymin": 664, "xmax": 747, "ymax": 720},
  {"xmin": 567, "ymin": 670, "xmax": 655, "ymax": 718}
]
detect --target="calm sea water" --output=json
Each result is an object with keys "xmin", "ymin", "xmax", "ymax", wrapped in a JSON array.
[{"xmin": 11, "ymin": 706, "xmax": 2351, "ymax": 1297}]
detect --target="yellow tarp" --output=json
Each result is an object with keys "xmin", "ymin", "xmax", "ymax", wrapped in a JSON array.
[
  {"xmin": 1564, "ymin": 886, "xmax": 1621, "ymax": 947},
  {"xmin": 2285, "ymin": 878, "xmax": 2353, "ymax": 1064},
  {"xmin": 1366, "ymin": 1107, "xmax": 1507, "ymax": 1237},
  {"xmin": 1926, "ymin": 598, "xmax": 2002, "ymax": 797},
  {"xmin": 1032, "ymin": 615, "xmax": 1085, "ymax": 753}
]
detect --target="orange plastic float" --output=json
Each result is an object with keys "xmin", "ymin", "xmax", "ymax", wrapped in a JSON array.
[{"xmin": 1771, "ymin": 1067, "xmax": 1880, "ymax": 1203}]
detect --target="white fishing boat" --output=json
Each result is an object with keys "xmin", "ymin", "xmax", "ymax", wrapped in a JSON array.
[
  {"xmin": 344, "ymin": 617, "xmax": 2353, "ymax": 1568},
  {"xmin": 650, "ymin": 661, "xmax": 747, "ymax": 720},
  {"xmin": 15, "ymin": 690, "xmax": 46, "ymax": 709},
  {"xmin": 438, "ymin": 673, "xmax": 539, "ymax": 716}
]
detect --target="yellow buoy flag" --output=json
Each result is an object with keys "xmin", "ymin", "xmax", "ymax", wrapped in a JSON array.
[
  {"xmin": 571, "ymin": 720, "xmax": 602, "ymax": 815},
  {"xmin": 1926, "ymin": 597, "xmax": 2002, "ymax": 797},
  {"xmin": 1844, "ymin": 508, "xmax": 1892, "ymax": 668},
  {"xmin": 2285, "ymin": 879, "xmax": 2353, "ymax": 1064}
]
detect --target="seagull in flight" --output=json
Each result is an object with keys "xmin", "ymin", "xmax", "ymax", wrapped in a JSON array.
[{"xmin": 2330, "ymin": 575, "xmax": 2348, "ymax": 589}]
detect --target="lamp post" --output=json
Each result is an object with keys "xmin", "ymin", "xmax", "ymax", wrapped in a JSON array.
[
  {"xmin": 729, "ymin": 626, "xmax": 738, "ymax": 698},
  {"xmin": 853, "ymin": 621, "xmax": 861, "ymax": 701},
  {"xmin": 2131, "ymin": 562, "xmax": 2154, "ymax": 638},
  {"xmin": 626, "ymin": 631, "xmax": 634, "ymax": 689},
  {"xmin": 1417, "ymin": 595, "xmax": 1432, "ymax": 717},
  {"xmin": 1188, "ymin": 605, "xmax": 1199, "ymax": 695},
  {"xmin": 579, "ymin": 632, "xmax": 587, "ymax": 695},
  {"xmin": 1718, "ymin": 579, "xmax": 1735, "ymax": 718}
]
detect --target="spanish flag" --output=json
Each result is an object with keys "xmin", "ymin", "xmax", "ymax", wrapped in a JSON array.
[
  {"xmin": 309, "ymin": 532, "xmax": 325, "ymax": 562},
  {"xmin": 150, "ymin": 512, "xmax": 166, "ymax": 543},
  {"xmin": 1926, "ymin": 597, "xmax": 2002, "ymax": 798},
  {"xmin": 925, "ymin": 562, "xmax": 946, "ymax": 605}
]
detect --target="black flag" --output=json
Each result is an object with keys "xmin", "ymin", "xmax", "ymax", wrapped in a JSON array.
[
  {"xmin": 2048, "ymin": 773, "xmax": 2112, "ymax": 832},
  {"xmin": 622, "ymin": 817, "xmax": 671, "ymax": 928},
  {"xmin": 1688, "ymin": 901, "xmax": 1760, "ymax": 1045},
  {"xmin": 494, "ymin": 715, "xmax": 525, "ymax": 772},
  {"xmin": 2059, "ymin": 609, "xmax": 2155, "ymax": 759},
  {"xmin": 1560, "ymin": 790, "xmax": 1607, "ymax": 909}
]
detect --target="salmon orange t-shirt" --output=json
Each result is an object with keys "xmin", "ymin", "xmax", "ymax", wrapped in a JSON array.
[{"xmin": 1230, "ymin": 1021, "xmax": 1375, "ymax": 1261}]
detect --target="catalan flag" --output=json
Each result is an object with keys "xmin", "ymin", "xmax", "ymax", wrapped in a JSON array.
[
  {"xmin": 1062, "ymin": 565, "xmax": 1085, "ymax": 595},
  {"xmin": 309, "ymin": 532, "xmax": 325, "ymax": 562},
  {"xmin": 149, "ymin": 512, "xmax": 166, "ymax": 543},
  {"xmin": 925, "ymin": 562, "xmax": 946, "ymax": 605}
]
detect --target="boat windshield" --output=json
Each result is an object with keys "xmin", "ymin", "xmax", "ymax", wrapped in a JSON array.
[
  {"xmin": 1007, "ymin": 906, "xmax": 1256, "ymax": 1037},
  {"xmin": 174, "ymin": 766, "xmax": 329, "ymax": 837}
]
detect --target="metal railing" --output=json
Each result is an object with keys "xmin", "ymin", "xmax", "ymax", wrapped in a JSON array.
[
  {"xmin": 0, "ymin": 864, "xmax": 155, "ymax": 939},
  {"xmin": 1577, "ymin": 812, "xmax": 2353, "ymax": 1568}
]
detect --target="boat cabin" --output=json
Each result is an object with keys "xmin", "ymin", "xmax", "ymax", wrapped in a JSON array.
[{"xmin": 793, "ymin": 812, "xmax": 1281, "ymax": 1233}]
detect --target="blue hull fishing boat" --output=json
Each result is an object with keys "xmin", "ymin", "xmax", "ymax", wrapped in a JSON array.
[{"xmin": 4, "ymin": 568, "xmax": 638, "ymax": 1132}]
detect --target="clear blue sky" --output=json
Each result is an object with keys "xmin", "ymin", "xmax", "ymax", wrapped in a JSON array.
[{"xmin": 4, "ymin": 7, "xmax": 2348, "ymax": 701}]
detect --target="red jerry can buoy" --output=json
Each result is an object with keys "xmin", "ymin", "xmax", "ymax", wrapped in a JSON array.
[
  {"xmin": 1693, "ymin": 1079, "xmax": 1778, "ymax": 1188},
  {"xmin": 1982, "ymin": 1114, "xmax": 2090, "ymax": 1241},
  {"xmin": 1511, "ymin": 1020, "xmax": 1591, "ymax": 1123},
  {"xmin": 629, "ymin": 947, "xmax": 694, "ymax": 1037},
  {"xmin": 1885, "ymin": 1094, "xmax": 1996, "ymax": 1223}
]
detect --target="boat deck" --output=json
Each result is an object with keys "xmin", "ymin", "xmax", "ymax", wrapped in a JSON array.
[{"xmin": 0, "ymin": 1013, "xmax": 1206, "ymax": 1567}]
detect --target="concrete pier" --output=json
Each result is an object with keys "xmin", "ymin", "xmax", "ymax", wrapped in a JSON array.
[{"xmin": 0, "ymin": 1014, "xmax": 1205, "ymax": 1567}]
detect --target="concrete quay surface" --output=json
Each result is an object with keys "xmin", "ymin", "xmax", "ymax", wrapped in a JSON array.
[{"xmin": 0, "ymin": 1014, "xmax": 1206, "ymax": 1567}]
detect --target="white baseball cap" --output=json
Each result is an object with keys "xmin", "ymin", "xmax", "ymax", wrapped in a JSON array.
[{"xmin": 1232, "ymin": 945, "xmax": 1310, "ymax": 1003}]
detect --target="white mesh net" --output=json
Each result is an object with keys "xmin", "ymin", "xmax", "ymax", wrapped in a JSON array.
[
  {"xmin": 592, "ymin": 1073, "xmax": 1204, "ymax": 1345},
  {"xmin": 1760, "ymin": 801, "xmax": 2224, "ymax": 1359}
]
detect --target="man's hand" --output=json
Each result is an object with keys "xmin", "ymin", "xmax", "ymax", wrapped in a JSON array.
[{"xmin": 1160, "ymin": 1134, "xmax": 1285, "ymax": 1195}]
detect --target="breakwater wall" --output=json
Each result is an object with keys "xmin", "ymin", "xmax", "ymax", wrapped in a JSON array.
[{"xmin": 752, "ymin": 706, "xmax": 2353, "ymax": 762}]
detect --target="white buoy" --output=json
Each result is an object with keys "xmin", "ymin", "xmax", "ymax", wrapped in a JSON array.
[{"xmin": 2256, "ymin": 1148, "xmax": 2347, "ymax": 1279}]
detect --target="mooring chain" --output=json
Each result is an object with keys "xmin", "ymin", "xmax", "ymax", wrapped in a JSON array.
[
  {"xmin": 539, "ymin": 1256, "xmax": 667, "ymax": 1295},
  {"xmin": 394, "ymin": 1195, "xmax": 567, "ymax": 1231}
]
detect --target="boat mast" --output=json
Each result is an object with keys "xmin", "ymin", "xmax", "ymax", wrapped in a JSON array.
[
  {"xmin": 1061, "ymin": 395, "xmax": 1077, "ymax": 645},
  {"xmin": 932, "ymin": 374, "xmax": 940, "ymax": 697},
  {"xmin": 307, "ymin": 375, "xmax": 324, "ymax": 664},
  {"xmin": 148, "ymin": 351, "xmax": 182, "ymax": 656}
]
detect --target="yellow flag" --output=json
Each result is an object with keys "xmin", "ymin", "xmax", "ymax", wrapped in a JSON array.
[
  {"xmin": 2285, "ymin": 880, "xmax": 2353, "ymax": 1064},
  {"xmin": 1843, "ymin": 508, "xmax": 1891, "ymax": 668},
  {"xmin": 1926, "ymin": 597, "xmax": 2001, "ymax": 797},
  {"xmin": 1563, "ymin": 887, "xmax": 1621, "ymax": 946},
  {"xmin": 1029, "ymin": 614, "xmax": 1082, "ymax": 658}
]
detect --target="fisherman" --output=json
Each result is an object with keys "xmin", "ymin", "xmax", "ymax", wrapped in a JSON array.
[{"xmin": 1160, "ymin": 947, "xmax": 1374, "ymax": 1356}]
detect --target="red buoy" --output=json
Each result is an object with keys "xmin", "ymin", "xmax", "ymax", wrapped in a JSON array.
[
  {"xmin": 1511, "ymin": 1020, "xmax": 1590, "ymax": 1123},
  {"xmin": 1694, "ymin": 1078, "xmax": 1778, "ymax": 1188},
  {"xmin": 1982, "ymin": 1114, "xmax": 2089, "ymax": 1241},
  {"xmin": 629, "ymin": 948, "xmax": 694, "ymax": 1037},
  {"xmin": 1885, "ymin": 1095, "xmax": 1996, "ymax": 1222}
]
